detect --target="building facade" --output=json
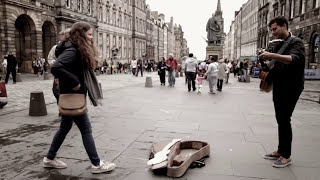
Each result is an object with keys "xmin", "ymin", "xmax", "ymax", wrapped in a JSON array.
[
  {"xmin": 257, "ymin": 0, "xmax": 320, "ymax": 68},
  {"xmin": 0, "ymin": 0, "xmax": 189, "ymax": 73}
]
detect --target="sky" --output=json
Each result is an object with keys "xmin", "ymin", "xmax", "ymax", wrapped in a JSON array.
[{"xmin": 145, "ymin": 0, "xmax": 248, "ymax": 60}]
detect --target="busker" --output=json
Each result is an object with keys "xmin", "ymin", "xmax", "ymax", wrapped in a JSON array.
[{"xmin": 259, "ymin": 16, "xmax": 305, "ymax": 168}]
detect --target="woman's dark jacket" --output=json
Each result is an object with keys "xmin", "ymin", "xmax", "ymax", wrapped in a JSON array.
[{"xmin": 51, "ymin": 41, "xmax": 87, "ymax": 95}]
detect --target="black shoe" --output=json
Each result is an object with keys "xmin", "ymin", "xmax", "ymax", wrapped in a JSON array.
[
  {"xmin": 193, "ymin": 89, "xmax": 196, "ymax": 91},
  {"xmin": 188, "ymin": 89, "xmax": 191, "ymax": 92},
  {"xmin": 13, "ymin": 82, "xmax": 16, "ymax": 84}
]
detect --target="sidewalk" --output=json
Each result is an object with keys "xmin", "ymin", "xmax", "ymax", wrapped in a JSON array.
[{"xmin": 0, "ymin": 73, "xmax": 320, "ymax": 180}]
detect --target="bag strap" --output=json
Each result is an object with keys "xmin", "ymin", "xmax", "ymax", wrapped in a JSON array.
[{"xmin": 268, "ymin": 33, "xmax": 296, "ymax": 68}]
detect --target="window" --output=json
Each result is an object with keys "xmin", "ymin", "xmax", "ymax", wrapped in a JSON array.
[
  {"xmin": 113, "ymin": 11, "xmax": 117, "ymax": 25},
  {"xmin": 99, "ymin": 45, "xmax": 103, "ymax": 58},
  {"xmin": 106, "ymin": 35, "xmax": 110, "ymax": 45},
  {"xmin": 98, "ymin": 33, "xmax": 103, "ymax": 44},
  {"xmin": 77, "ymin": 0, "xmax": 82, "ymax": 12},
  {"xmin": 119, "ymin": 13, "xmax": 122, "ymax": 27},
  {"xmin": 106, "ymin": 7, "xmax": 110, "ymax": 23},
  {"xmin": 88, "ymin": 0, "xmax": 92, "ymax": 15},
  {"xmin": 98, "ymin": 6, "xmax": 102, "ymax": 21},
  {"xmin": 113, "ymin": 36, "xmax": 116, "ymax": 46},
  {"xmin": 312, "ymin": 35, "xmax": 319, "ymax": 63},
  {"xmin": 289, "ymin": 0, "xmax": 295, "ymax": 18},
  {"xmin": 300, "ymin": 0, "xmax": 306, "ymax": 14},
  {"xmin": 281, "ymin": 3, "xmax": 286, "ymax": 16},
  {"xmin": 314, "ymin": 0, "xmax": 320, "ymax": 8},
  {"xmin": 66, "ymin": 0, "xmax": 71, "ymax": 8}
]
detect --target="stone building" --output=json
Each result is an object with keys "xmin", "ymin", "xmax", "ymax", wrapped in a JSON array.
[
  {"xmin": 0, "ymin": 0, "xmax": 57, "ymax": 72},
  {"xmin": 240, "ymin": 0, "xmax": 259, "ymax": 61},
  {"xmin": 258, "ymin": 0, "xmax": 320, "ymax": 68},
  {"xmin": 174, "ymin": 24, "xmax": 183, "ymax": 62},
  {"xmin": 0, "ymin": 0, "xmax": 188, "ymax": 73}
]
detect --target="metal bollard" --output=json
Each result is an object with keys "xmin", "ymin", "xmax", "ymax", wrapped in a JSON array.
[
  {"xmin": 43, "ymin": 72, "xmax": 49, "ymax": 80},
  {"xmin": 180, "ymin": 71, "xmax": 184, "ymax": 77},
  {"xmin": 175, "ymin": 71, "xmax": 179, "ymax": 78},
  {"xmin": 29, "ymin": 91, "xmax": 47, "ymax": 116},
  {"xmin": 145, "ymin": 77, "xmax": 153, "ymax": 88},
  {"xmin": 16, "ymin": 73, "xmax": 22, "ymax": 82}
]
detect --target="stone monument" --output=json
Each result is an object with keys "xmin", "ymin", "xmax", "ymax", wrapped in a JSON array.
[{"xmin": 205, "ymin": 0, "xmax": 225, "ymax": 60}]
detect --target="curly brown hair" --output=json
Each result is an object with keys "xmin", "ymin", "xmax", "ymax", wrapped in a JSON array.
[{"xmin": 70, "ymin": 22, "xmax": 99, "ymax": 69}]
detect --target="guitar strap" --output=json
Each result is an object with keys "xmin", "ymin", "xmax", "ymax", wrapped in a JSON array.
[{"xmin": 268, "ymin": 32, "xmax": 296, "ymax": 68}]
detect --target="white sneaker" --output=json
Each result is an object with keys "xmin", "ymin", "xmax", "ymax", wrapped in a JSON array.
[
  {"xmin": 91, "ymin": 160, "xmax": 116, "ymax": 174},
  {"xmin": 43, "ymin": 157, "xmax": 67, "ymax": 169}
]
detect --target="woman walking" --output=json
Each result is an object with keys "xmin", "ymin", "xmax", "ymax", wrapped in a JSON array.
[
  {"xmin": 204, "ymin": 57, "xmax": 218, "ymax": 94},
  {"xmin": 43, "ymin": 22, "xmax": 116, "ymax": 174},
  {"xmin": 157, "ymin": 57, "xmax": 167, "ymax": 85}
]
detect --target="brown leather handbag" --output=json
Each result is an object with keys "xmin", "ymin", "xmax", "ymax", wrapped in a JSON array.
[{"xmin": 58, "ymin": 94, "xmax": 87, "ymax": 116}]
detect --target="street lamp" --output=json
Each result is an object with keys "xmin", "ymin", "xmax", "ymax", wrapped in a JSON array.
[{"xmin": 111, "ymin": 47, "xmax": 119, "ymax": 74}]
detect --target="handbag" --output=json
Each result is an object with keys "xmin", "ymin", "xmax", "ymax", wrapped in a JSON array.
[
  {"xmin": 0, "ymin": 82, "xmax": 7, "ymax": 97},
  {"xmin": 58, "ymin": 94, "xmax": 87, "ymax": 116}
]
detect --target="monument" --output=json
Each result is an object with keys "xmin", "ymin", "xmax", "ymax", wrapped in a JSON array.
[{"xmin": 205, "ymin": 0, "xmax": 225, "ymax": 60}]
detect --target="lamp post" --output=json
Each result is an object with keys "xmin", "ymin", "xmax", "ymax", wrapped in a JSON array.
[{"xmin": 111, "ymin": 47, "xmax": 119, "ymax": 74}]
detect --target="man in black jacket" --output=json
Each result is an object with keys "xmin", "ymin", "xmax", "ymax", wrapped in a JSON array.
[
  {"xmin": 4, "ymin": 51, "xmax": 17, "ymax": 84},
  {"xmin": 259, "ymin": 16, "xmax": 305, "ymax": 168}
]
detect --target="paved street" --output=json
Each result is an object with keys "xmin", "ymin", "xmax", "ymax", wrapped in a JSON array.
[{"xmin": 0, "ymin": 72, "xmax": 320, "ymax": 180}]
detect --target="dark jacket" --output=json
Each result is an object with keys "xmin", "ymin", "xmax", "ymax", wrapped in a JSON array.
[
  {"xmin": 5, "ymin": 54, "xmax": 17, "ymax": 69},
  {"xmin": 51, "ymin": 41, "xmax": 87, "ymax": 95},
  {"xmin": 272, "ymin": 35, "xmax": 305, "ymax": 93},
  {"xmin": 157, "ymin": 61, "xmax": 167, "ymax": 74}
]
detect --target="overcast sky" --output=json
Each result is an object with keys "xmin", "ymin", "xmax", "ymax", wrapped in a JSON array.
[{"xmin": 145, "ymin": 0, "xmax": 248, "ymax": 60}]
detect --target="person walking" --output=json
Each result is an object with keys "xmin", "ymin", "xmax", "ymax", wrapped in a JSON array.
[
  {"xmin": 259, "ymin": 16, "xmax": 305, "ymax": 168},
  {"xmin": 185, "ymin": 53, "xmax": 198, "ymax": 92},
  {"xmin": 4, "ymin": 51, "xmax": 17, "ymax": 84},
  {"xmin": 130, "ymin": 58, "xmax": 137, "ymax": 76},
  {"xmin": 166, "ymin": 53, "xmax": 178, "ymax": 87},
  {"xmin": 48, "ymin": 29, "xmax": 71, "ymax": 106},
  {"xmin": 217, "ymin": 58, "xmax": 227, "ymax": 91},
  {"xmin": 225, "ymin": 59, "xmax": 232, "ymax": 83},
  {"xmin": 44, "ymin": 22, "xmax": 116, "ymax": 174},
  {"xmin": 136, "ymin": 58, "xmax": 143, "ymax": 77},
  {"xmin": 157, "ymin": 57, "xmax": 167, "ymax": 86},
  {"xmin": 204, "ymin": 57, "xmax": 218, "ymax": 94}
]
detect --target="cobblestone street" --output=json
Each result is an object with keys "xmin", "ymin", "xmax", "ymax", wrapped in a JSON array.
[{"xmin": 0, "ymin": 73, "xmax": 320, "ymax": 180}]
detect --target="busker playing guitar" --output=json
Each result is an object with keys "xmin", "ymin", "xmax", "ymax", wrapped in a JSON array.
[{"xmin": 258, "ymin": 16, "xmax": 305, "ymax": 168}]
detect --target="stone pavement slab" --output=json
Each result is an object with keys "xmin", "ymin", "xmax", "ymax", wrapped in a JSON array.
[{"xmin": 0, "ymin": 73, "xmax": 319, "ymax": 179}]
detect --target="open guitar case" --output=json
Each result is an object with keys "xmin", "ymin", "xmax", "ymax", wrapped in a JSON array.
[{"xmin": 149, "ymin": 140, "xmax": 210, "ymax": 178}]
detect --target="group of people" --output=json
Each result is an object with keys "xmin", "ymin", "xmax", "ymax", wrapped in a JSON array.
[
  {"xmin": 0, "ymin": 15, "xmax": 306, "ymax": 174},
  {"xmin": 32, "ymin": 56, "xmax": 48, "ymax": 77}
]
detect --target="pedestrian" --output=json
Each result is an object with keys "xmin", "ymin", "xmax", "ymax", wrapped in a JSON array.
[
  {"xmin": 157, "ymin": 57, "xmax": 167, "ymax": 86},
  {"xmin": 136, "ymin": 58, "xmax": 143, "ymax": 77},
  {"xmin": 259, "ymin": 16, "xmax": 305, "ymax": 168},
  {"xmin": 204, "ymin": 57, "xmax": 218, "ymax": 94},
  {"xmin": 44, "ymin": 22, "xmax": 116, "ymax": 173},
  {"xmin": 185, "ymin": 53, "xmax": 198, "ymax": 92},
  {"xmin": 48, "ymin": 29, "xmax": 71, "ymax": 107},
  {"xmin": 130, "ymin": 58, "xmax": 137, "ymax": 75},
  {"xmin": 166, "ymin": 53, "xmax": 178, "ymax": 87},
  {"xmin": 196, "ymin": 74, "xmax": 205, "ymax": 93},
  {"xmin": 4, "ymin": 51, "xmax": 17, "ymax": 84},
  {"xmin": 225, "ymin": 59, "xmax": 232, "ymax": 83},
  {"xmin": 217, "ymin": 58, "xmax": 227, "ymax": 91},
  {"xmin": 1, "ymin": 57, "xmax": 7, "ymax": 76}
]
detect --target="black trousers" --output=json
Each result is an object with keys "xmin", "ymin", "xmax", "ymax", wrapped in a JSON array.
[
  {"xmin": 217, "ymin": 79, "xmax": 223, "ymax": 90},
  {"xmin": 5, "ymin": 67, "xmax": 16, "ymax": 84},
  {"xmin": 159, "ymin": 72, "xmax": 165, "ymax": 84},
  {"xmin": 186, "ymin": 72, "xmax": 196, "ymax": 91},
  {"xmin": 273, "ymin": 89, "xmax": 302, "ymax": 159}
]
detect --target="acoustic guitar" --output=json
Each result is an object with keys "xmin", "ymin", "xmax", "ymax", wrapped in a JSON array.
[{"xmin": 259, "ymin": 39, "xmax": 286, "ymax": 92}]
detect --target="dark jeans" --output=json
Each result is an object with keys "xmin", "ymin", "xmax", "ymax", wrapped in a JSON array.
[
  {"xmin": 186, "ymin": 72, "xmax": 196, "ymax": 91},
  {"xmin": 47, "ymin": 113, "xmax": 100, "ymax": 166},
  {"xmin": 52, "ymin": 79, "xmax": 59, "ymax": 104},
  {"xmin": 217, "ymin": 79, "xmax": 223, "ymax": 90},
  {"xmin": 273, "ymin": 89, "xmax": 302, "ymax": 159},
  {"xmin": 5, "ymin": 67, "xmax": 16, "ymax": 84}
]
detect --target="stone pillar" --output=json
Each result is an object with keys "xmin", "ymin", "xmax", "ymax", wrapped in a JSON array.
[
  {"xmin": 29, "ymin": 91, "xmax": 47, "ymax": 116},
  {"xmin": 16, "ymin": 73, "xmax": 22, "ymax": 82},
  {"xmin": 145, "ymin": 77, "xmax": 153, "ymax": 87}
]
